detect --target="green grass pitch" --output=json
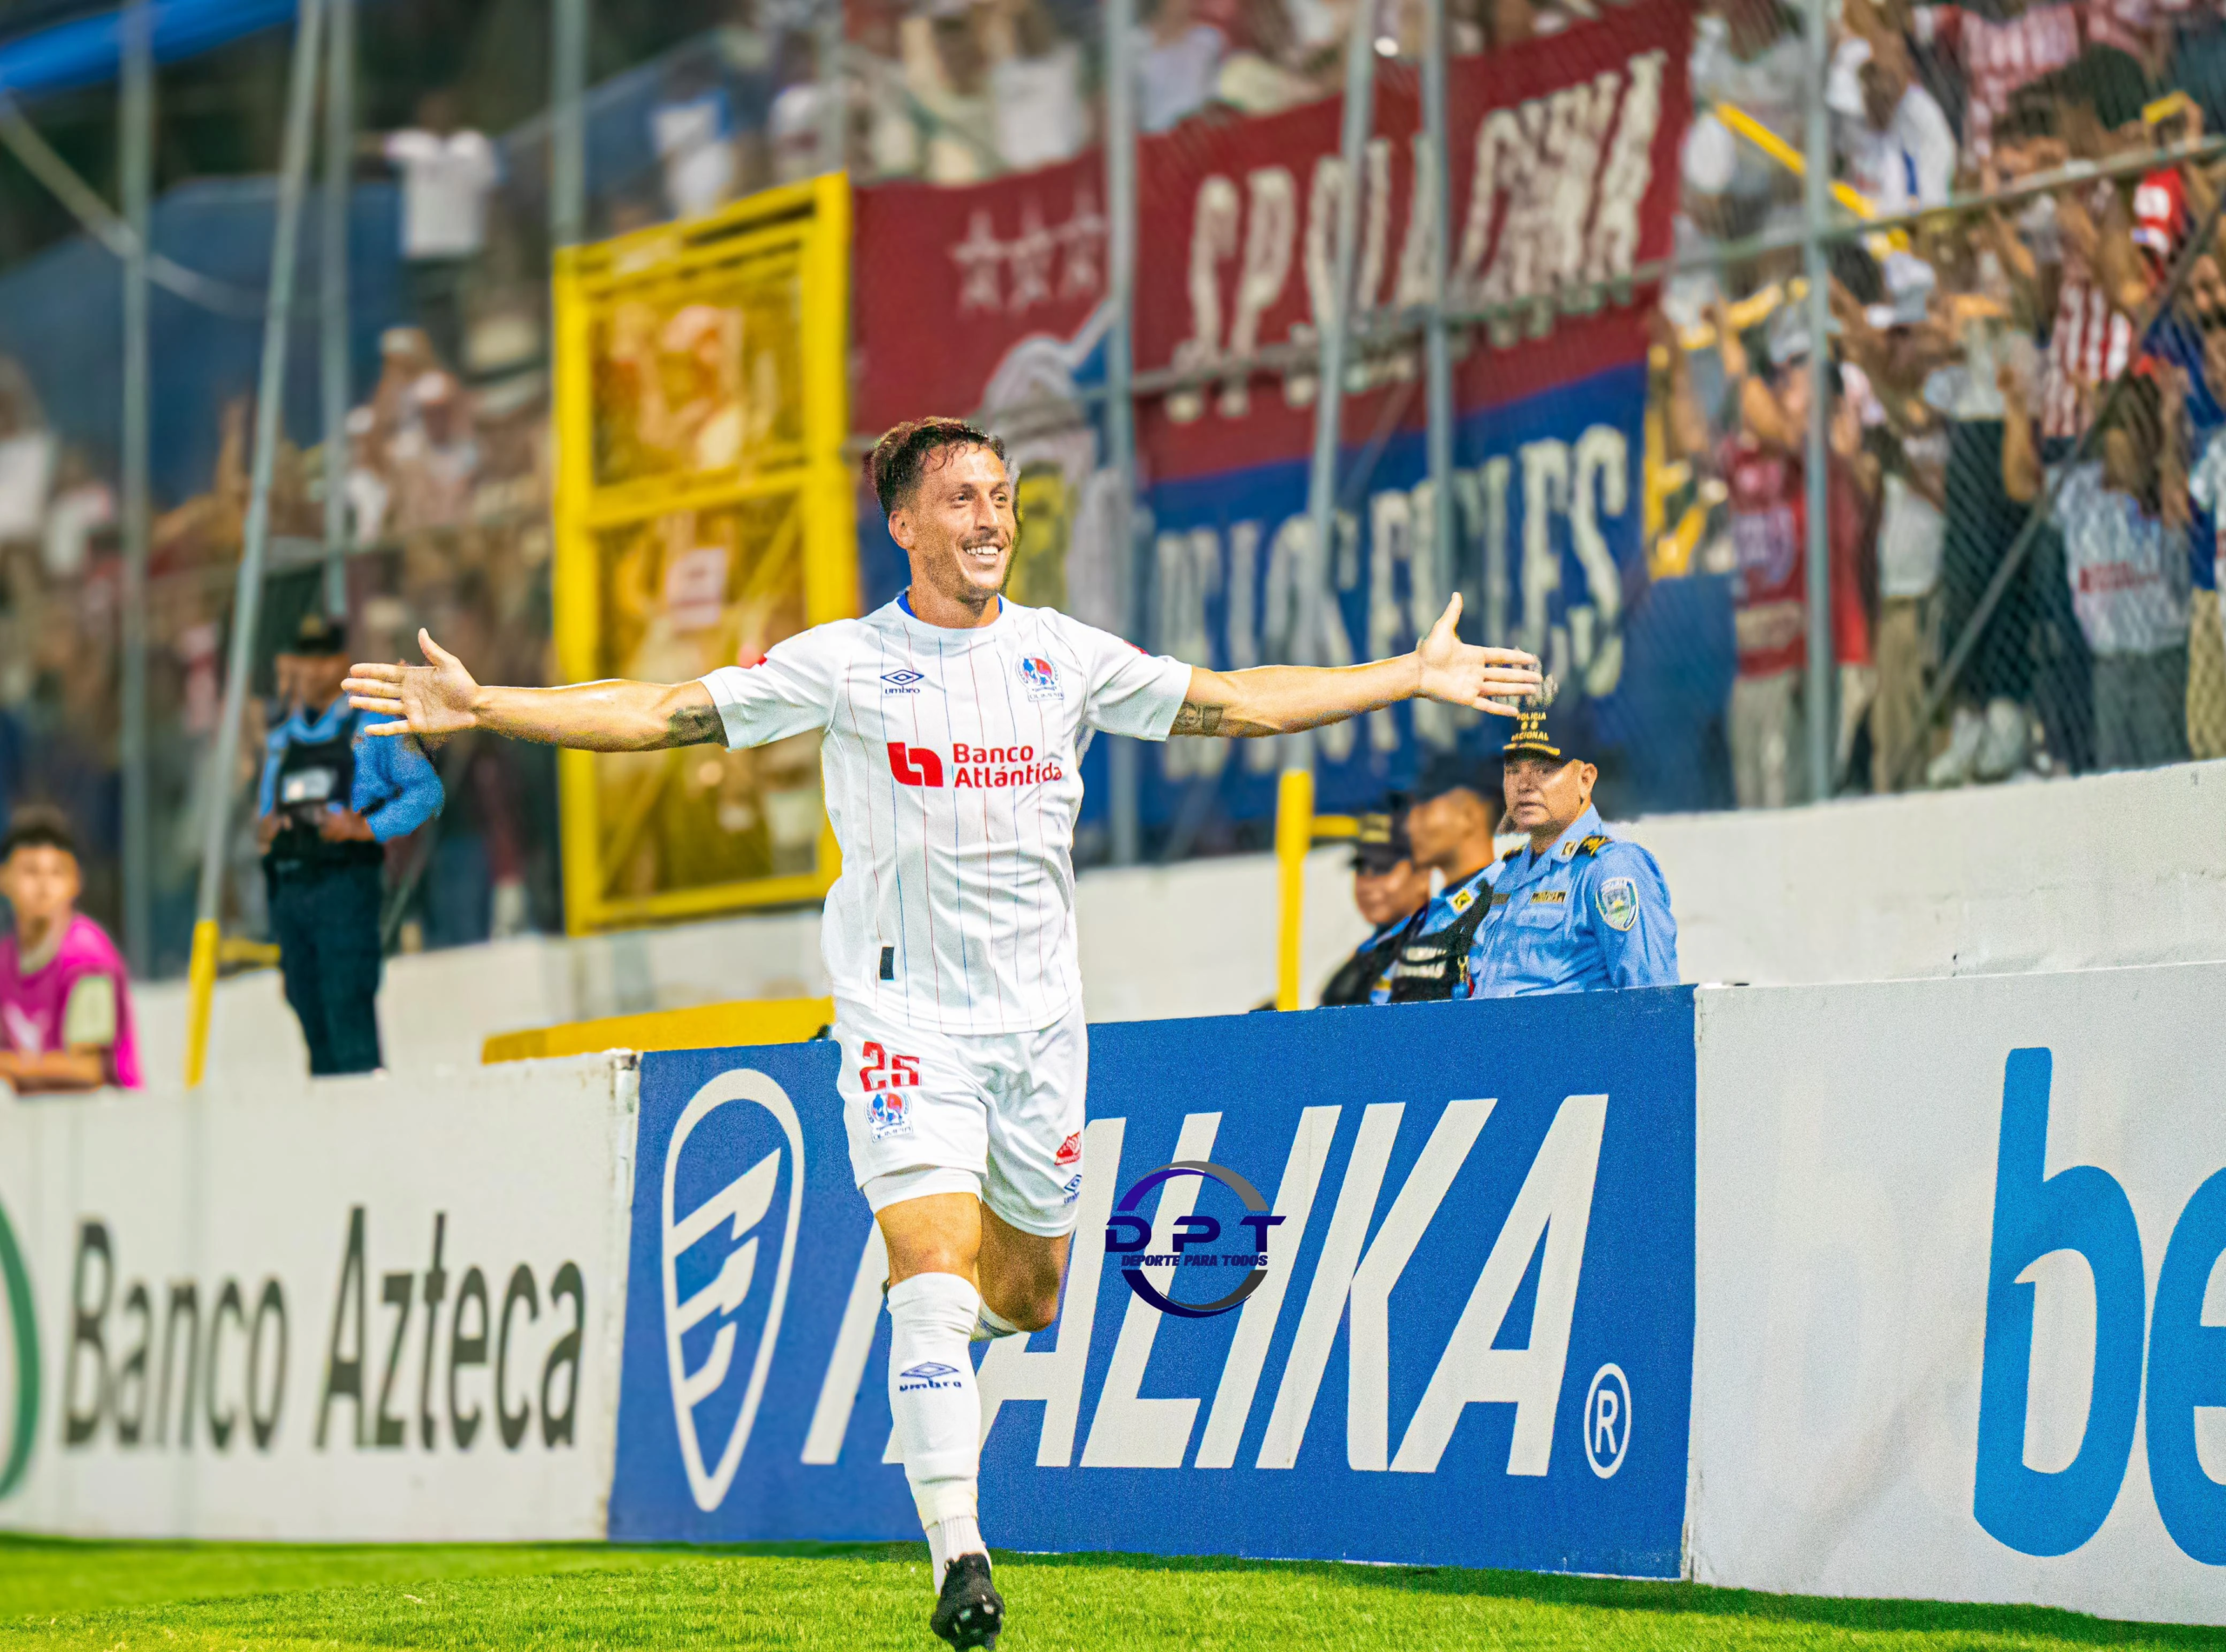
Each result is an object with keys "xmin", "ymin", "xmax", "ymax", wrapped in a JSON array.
[{"xmin": 0, "ymin": 1536, "xmax": 2212, "ymax": 1650}]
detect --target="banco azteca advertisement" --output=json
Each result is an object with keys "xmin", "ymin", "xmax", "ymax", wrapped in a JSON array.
[{"xmin": 0, "ymin": 1056, "xmax": 637, "ymax": 1541}]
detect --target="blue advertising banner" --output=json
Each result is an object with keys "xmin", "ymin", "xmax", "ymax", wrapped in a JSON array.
[{"xmin": 609, "ymin": 989, "xmax": 1696, "ymax": 1575}]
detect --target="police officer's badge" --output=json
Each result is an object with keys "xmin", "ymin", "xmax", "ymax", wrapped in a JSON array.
[{"xmin": 1596, "ymin": 875, "xmax": 1639, "ymax": 931}]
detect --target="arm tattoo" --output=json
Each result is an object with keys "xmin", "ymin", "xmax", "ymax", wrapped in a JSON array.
[
  {"xmin": 662, "ymin": 702, "xmax": 724, "ymax": 748},
  {"xmin": 1170, "ymin": 702, "xmax": 1225, "ymax": 736}
]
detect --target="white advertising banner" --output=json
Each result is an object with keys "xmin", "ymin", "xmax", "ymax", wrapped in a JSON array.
[
  {"xmin": 0, "ymin": 1055, "xmax": 637, "ymax": 1541},
  {"xmin": 1689, "ymin": 965, "xmax": 2226, "ymax": 1625}
]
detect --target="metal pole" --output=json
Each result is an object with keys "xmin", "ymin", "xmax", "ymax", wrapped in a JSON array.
[
  {"xmin": 1801, "ymin": 0, "xmax": 1832, "ymax": 802},
  {"xmin": 816, "ymin": 0, "xmax": 846, "ymax": 177},
  {"xmin": 1272, "ymin": 766, "xmax": 1313, "ymax": 1009},
  {"xmin": 319, "ymin": 0, "xmax": 353, "ymax": 613},
  {"xmin": 118, "ymin": 0, "xmax": 152, "ymax": 979},
  {"xmin": 1103, "ymin": 0, "xmax": 1141, "ymax": 864},
  {"xmin": 1419, "ymin": 0, "xmax": 1456, "ymax": 627},
  {"xmin": 1298, "ymin": 4, "xmax": 1377, "ymax": 743},
  {"xmin": 183, "ymin": 0, "xmax": 328, "ymax": 1088},
  {"xmin": 550, "ymin": 0, "xmax": 588, "ymax": 247}
]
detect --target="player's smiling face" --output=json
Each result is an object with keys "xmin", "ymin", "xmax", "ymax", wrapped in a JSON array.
[{"xmin": 890, "ymin": 443, "xmax": 1017, "ymax": 617}]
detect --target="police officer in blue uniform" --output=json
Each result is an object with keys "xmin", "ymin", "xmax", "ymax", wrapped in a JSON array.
[
  {"xmin": 1317, "ymin": 797, "xmax": 1430, "ymax": 1007},
  {"xmin": 258, "ymin": 615, "xmax": 443, "ymax": 1074},
  {"xmin": 1465, "ymin": 705, "xmax": 1678, "ymax": 996},
  {"xmin": 1374, "ymin": 754, "xmax": 1506, "ymax": 1003}
]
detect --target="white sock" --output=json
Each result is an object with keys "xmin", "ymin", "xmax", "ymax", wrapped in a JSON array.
[
  {"xmin": 971, "ymin": 1301, "xmax": 1023, "ymax": 1342},
  {"xmin": 925, "ymin": 1513, "xmax": 987, "ymax": 1588},
  {"xmin": 887, "ymin": 1273, "xmax": 983, "ymax": 1568}
]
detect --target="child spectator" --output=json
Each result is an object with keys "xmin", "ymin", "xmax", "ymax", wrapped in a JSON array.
[
  {"xmin": 2007, "ymin": 367, "xmax": 2194, "ymax": 768},
  {"xmin": 370, "ymin": 90, "xmax": 502, "ymax": 369},
  {"xmin": 0, "ymin": 807, "xmax": 139, "ymax": 1093}
]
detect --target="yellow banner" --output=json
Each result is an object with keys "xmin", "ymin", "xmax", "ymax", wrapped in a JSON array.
[{"xmin": 551, "ymin": 175, "xmax": 855, "ymax": 934}]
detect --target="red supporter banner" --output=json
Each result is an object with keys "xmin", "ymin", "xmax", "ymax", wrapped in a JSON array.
[{"xmin": 851, "ymin": 0, "xmax": 1692, "ymax": 481}]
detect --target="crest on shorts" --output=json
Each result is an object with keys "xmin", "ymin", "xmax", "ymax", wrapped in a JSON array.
[
  {"xmin": 1056, "ymin": 1130, "xmax": 1083, "ymax": 1167},
  {"xmin": 1596, "ymin": 875, "xmax": 1640, "ymax": 931},
  {"xmin": 1017, "ymin": 655, "xmax": 1062, "ymax": 700},
  {"xmin": 869, "ymin": 1089, "xmax": 911, "ymax": 1139}
]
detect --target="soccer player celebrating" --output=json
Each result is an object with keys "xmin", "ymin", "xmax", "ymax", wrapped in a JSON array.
[{"xmin": 347, "ymin": 418, "xmax": 1541, "ymax": 1649}]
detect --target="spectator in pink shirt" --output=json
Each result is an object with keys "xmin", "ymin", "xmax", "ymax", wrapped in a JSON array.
[{"xmin": 0, "ymin": 807, "xmax": 140, "ymax": 1094}]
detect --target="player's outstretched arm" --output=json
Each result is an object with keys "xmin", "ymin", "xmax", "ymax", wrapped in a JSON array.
[
  {"xmin": 344, "ymin": 629, "xmax": 724, "ymax": 752},
  {"xmin": 1170, "ymin": 594, "xmax": 1542, "ymax": 736}
]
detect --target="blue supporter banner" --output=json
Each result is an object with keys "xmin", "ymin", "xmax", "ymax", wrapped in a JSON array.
[{"xmin": 607, "ymin": 989, "xmax": 1696, "ymax": 1575}]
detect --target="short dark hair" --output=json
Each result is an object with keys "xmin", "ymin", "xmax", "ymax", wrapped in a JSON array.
[
  {"xmin": 865, "ymin": 417, "xmax": 1008, "ymax": 518},
  {"xmin": 1, "ymin": 805, "xmax": 77, "ymax": 862}
]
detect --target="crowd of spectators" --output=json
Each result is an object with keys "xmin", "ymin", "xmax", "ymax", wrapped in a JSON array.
[
  {"xmin": 1662, "ymin": 0, "xmax": 2226, "ymax": 798},
  {"xmin": 10, "ymin": 0, "xmax": 2226, "ymax": 978}
]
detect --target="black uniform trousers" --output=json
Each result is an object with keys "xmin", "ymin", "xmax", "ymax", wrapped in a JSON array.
[{"xmin": 268, "ymin": 859, "xmax": 385, "ymax": 1076}]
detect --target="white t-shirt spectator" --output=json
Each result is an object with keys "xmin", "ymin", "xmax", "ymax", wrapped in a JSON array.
[
  {"xmin": 42, "ymin": 478, "xmax": 113, "ymax": 581},
  {"xmin": 383, "ymin": 130, "xmax": 500, "ymax": 261},
  {"xmin": 0, "ymin": 430, "xmax": 53, "ymax": 543},
  {"xmin": 2056, "ymin": 461, "xmax": 2193, "ymax": 656},
  {"xmin": 1688, "ymin": 11, "xmax": 1806, "ymax": 202},
  {"xmin": 655, "ymin": 90, "xmax": 737, "ymax": 216},
  {"xmin": 769, "ymin": 80, "xmax": 829, "ymax": 186},
  {"xmin": 1137, "ymin": 23, "xmax": 1225, "ymax": 133},
  {"xmin": 1878, "ymin": 456, "xmax": 1949, "ymax": 598},
  {"xmin": 1831, "ymin": 43, "xmax": 1956, "ymax": 215},
  {"xmin": 992, "ymin": 40, "xmax": 1088, "ymax": 171}
]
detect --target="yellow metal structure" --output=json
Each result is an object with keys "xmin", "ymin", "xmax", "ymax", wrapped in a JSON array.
[
  {"xmin": 482, "ymin": 995, "xmax": 834, "ymax": 1063},
  {"xmin": 183, "ymin": 917, "xmax": 219, "ymax": 1087},
  {"xmin": 1273, "ymin": 767, "xmax": 1316, "ymax": 1011},
  {"xmin": 550, "ymin": 175, "xmax": 856, "ymax": 935}
]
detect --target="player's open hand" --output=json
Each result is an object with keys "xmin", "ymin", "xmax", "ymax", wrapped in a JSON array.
[
  {"xmin": 344, "ymin": 629, "xmax": 482, "ymax": 737},
  {"xmin": 1415, "ymin": 595, "xmax": 1543, "ymax": 717}
]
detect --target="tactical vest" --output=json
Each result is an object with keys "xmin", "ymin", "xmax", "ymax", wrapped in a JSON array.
[
  {"xmin": 1383, "ymin": 868, "xmax": 1497, "ymax": 1003},
  {"xmin": 267, "ymin": 705, "xmax": 382, "ymax": 870},
  {"xmin": 1318, "ymin": 920, "xmax": 1414, "ymax": 1008}
]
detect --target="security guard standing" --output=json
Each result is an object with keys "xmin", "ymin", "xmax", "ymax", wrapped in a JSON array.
[
  {"xmin": 258, "ymin": 615, "xmax": 443, "ymax": 1075},
  {"xmin": 1376, "ymin": 754, "xmax": 1505, "ymax": 1003},
  {"xmin": 1317, "ymin": 798, "xmax": 1429, "ymax": 1007},
  {"xmin": 1465, "ymin": 706, "xmax": 1677, "ymax": 996}
]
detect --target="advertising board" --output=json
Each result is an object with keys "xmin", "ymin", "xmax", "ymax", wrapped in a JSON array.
[
  {"xmin": 1688, "ymin": 964, "xmax": 2226, "ymax": 1626},
  {"xmin": 607, "ymin": 990, "xmax": 1696, "ymax": 1574},
  {"xmin": 0, "ymin": 1055, "xmax": 636, "ymax": 1541}
]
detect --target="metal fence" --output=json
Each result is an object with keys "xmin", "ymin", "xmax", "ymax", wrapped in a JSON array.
[{"xmin": 1, "ymin": 0, "xmax": 2223, "ymax": 983}]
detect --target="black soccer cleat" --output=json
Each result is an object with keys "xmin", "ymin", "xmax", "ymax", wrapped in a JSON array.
[{"xmin": 930, "ymin": 1552, "xmax": 1004, "ymax": 1649}]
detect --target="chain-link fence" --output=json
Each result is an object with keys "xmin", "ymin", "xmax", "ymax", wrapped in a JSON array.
[{"xmin": 3, "ymin": 0, "xmax": 2224, "ymax": 975}]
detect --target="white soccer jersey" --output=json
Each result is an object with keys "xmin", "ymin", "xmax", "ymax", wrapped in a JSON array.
[{"xmin": 699, "ymin": 596, "xmax": 1192, "ymax": 1035}]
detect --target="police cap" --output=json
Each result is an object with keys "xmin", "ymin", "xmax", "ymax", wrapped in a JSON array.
[
  {"xmin": 1501, "ymin": 700, "xmax": 1587, "ymax": 767},
  {"xmin": 1351, "ymin": 794, "xmax": 1413, "ymax": 873},
  {"xmin": 287, "ymin": 614, "xmax": 348, "ymax": 656}
]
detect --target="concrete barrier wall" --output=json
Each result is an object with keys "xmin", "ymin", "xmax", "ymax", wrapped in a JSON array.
[{"xmin": 132, "ymin": 758, "xmax": 2226, "ymax": 1090}]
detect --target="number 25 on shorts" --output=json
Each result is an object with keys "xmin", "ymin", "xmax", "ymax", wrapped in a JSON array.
[{"xmin": 858, "ymin": 1041, "xmax": 921, "ymax": 1092}]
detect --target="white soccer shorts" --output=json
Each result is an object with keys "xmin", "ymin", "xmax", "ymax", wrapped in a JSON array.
[{"xmin": 832, "ymin": 996, "xmax": 1089, "ymax": 1238}]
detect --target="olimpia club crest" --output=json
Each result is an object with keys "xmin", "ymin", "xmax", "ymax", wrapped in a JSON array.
[{"xmin": 0, "ymin": 1195, "xmax": 37, "ymax": 1499}]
